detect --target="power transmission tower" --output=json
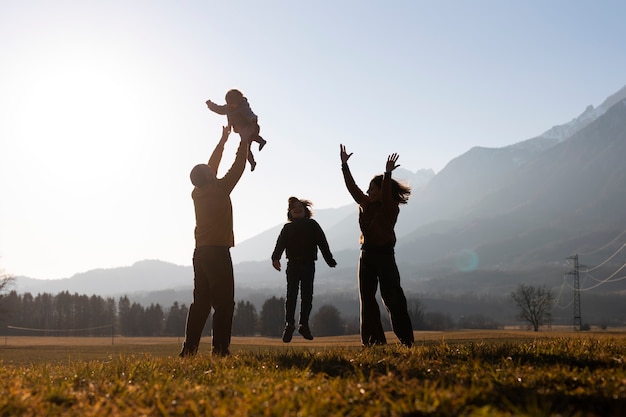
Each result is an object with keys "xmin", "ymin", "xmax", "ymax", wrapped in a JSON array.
[{"xmin": 566, "ymin": 254, "xmax": 582, "ymax": 330}]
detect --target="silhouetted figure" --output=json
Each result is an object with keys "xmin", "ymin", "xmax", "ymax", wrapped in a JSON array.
[
  {"xmin": 271, "ymin": 197, "xmax": 337, "ymax": 342},
  {"xmin": 206, "ymin": 89, "xmax": 267, "ymax": 171},
  {"xmin": 180, "ymin": 125, "xmax": 248, "ymax": 357},
  {"xmin": 339, "ymin": 144, "xmax": 414, "ymax": 347}
]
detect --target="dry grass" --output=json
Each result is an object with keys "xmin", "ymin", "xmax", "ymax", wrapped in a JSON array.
[
  {"xmin": 2, "ymin": 329, "xmax": 625, "ymax": 366},
  {"xmin": 0, "ymin": 331, "xmax": 625, "ymax": 416}
]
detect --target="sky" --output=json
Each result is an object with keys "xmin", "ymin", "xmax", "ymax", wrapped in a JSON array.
[{"xmin": 1, "ymin": 1, "xmax": 626, "ymax": 280}]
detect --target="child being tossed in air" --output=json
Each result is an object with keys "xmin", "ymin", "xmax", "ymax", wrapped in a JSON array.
[{"xmin": 206, "ymin": 89, "xmax": 267, "ymax": 171}]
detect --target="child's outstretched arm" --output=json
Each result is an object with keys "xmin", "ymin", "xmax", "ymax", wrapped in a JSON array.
[{"xmin": 206, "ymin": 99, "xmax": 228, "ymax": 115}]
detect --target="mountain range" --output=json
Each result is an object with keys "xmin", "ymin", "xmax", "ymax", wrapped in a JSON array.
[{"xmin": 14, "ymin": 85, "xmax": 626, "ymax": 306}]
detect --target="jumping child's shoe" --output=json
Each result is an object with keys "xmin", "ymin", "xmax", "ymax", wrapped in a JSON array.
[
  {"xmin": 298, "ymin": 324, "xmax": 314, "ymax": 340},
  {"xmin": 282, "ymin": 323, "xmax": 295, "ymax": 343}
]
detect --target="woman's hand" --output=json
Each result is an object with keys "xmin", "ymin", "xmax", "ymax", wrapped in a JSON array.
[
  {"xmin": 386, "ymin": 153, "xmax": 400, "ymax": 172},
  {"xmin": 340, "ymin": 144, "xmax": 353, "ymax": 164}
]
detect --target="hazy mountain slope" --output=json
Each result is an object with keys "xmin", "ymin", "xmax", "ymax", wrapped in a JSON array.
[
  {"xmin": 15, "ymin": 260, "xmax": 192, "ymax": 296},
  {"xmin": 13, "ymin": 87, "xmax": 626, "ymax": 300},
  {"xmin": 230, "ymin": 204, "xmax": 358, "ymax": 263},
  {"xmin": 397, "ymin": 99, "xmax": 626, "ymax": 274},
  {"xmin": 395, "ymin": 145, "xmax": 545, "ymax": 238},
  {"xmin": 231, "ymin": 167, "xmax": 432, "ymax": 262}
]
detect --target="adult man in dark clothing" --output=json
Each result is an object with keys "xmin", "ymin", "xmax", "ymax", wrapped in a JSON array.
[{"xmin": 180, "ymin": 126, "xmax": 247, "ymax": 357}]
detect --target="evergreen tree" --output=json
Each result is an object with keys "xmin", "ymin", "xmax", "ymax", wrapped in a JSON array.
[
  {"xmin": 259, "ymin": 296, "xmax": 285, "ymax": 337},
  {"xmin": 127, "ymin": 302, "xmax": 144, "ymax": 336},
  {"xmin": 142, "ymin": 303, "xmax": 164, "ymax": 336},
  {"xmin": 311, "ymin": 304, "xmax": 344, "ymax": 336},
  {"xmin": 232, "ymin": 300, "xmax": 258, "ymax": 336},
  {"xmin": 118, "ymin": 296, "xmax": 132, "ymax": 336},
  {"xmin": 164, "ymin": 301, "xmax": 187, "ymax": 337}
]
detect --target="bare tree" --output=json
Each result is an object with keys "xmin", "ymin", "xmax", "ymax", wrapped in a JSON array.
[
  {"xmin": 0, "ymin": 264, "xmax": 15, "ymax": 318},
  {"xmin": 511, "ymin": 284, "xmax": 554, "ymax": 331},
  {"xmin": 0, "ymin": 267, "xmax": 13, "ymax": 292}
]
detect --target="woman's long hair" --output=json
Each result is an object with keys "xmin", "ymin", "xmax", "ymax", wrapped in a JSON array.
[{"xmin": 370, "ymin": 175, "xmax": 411, "ymax": 204}]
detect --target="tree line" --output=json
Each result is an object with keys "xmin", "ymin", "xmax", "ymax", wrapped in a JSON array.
[
  {"xmin": 2, "ymin": 285, "xmax": 580, "ymax": 337},
  {"xmin": 0, "ymin": 291, "xmax": 358, "ymax": 337},
  {"xmin": 0, "ymin": 290, "xmax": 441, "ymax": 337}
]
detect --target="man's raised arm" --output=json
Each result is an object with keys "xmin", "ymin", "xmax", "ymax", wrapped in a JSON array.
[
  {"xmin": 220, "ymin": 137, "xmax": 248, "ymax": 194},
  {"xmin": 207, "ymin": 126, "xmax": 232, "ymax": 174}
]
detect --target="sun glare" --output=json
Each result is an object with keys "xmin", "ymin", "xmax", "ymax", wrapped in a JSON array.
[{"xmin": 10, "ymin": 40, "xmax": 151, "ymax": 187}]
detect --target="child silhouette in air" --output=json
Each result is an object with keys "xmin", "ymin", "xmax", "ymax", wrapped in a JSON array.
[
  {"xmin": 206, "ymin": 89, "xmax": 267, "ymax": 171},
  {"xmin": 271, "ymin": 197, "xmax": 337, "ymax": 342}
]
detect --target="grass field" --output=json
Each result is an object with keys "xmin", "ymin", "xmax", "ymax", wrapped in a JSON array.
[
  {"xmin": 1, "ymin": 329, "xmax": 623, "ymax": 365},
  {"xmin": 1, "ymin": 330, "xmax": 625, "ymax": 416}
]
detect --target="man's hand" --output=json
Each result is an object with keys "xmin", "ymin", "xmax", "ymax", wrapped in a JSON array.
[
  {"xmin": 219, "ymin": 125, "xmax": 231, "ymax": 144},
  {"xmin": 272, "ymin": 260, "xmax": 281, "ymax": 271},
  {"xmin": 386, "ymin": 153, "xmax": 400, "ymax": 173},
  {"xmin": 340, "ymin": 144, "xmax": 353, "ymax": 164}
]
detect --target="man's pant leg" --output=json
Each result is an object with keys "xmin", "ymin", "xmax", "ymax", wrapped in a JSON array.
[
  {"xmin": 210, "ymin": 247, "xmax": 235, "ymax": 354},
  {"xmin": 183, "ymin": 247, "xmax": 214, "ymax": 351}
]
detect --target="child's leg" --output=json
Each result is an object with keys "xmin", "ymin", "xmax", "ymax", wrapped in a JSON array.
[
  {"xmin": 257, "ymin": 135, "xmax": 267, "ymax": 151},
  {"xmin": 239, "ymin": 127, "xmax": 258, "ymax": 171},
  {"xmin": 247, "ymin": 149, "xmax": 256, "ymax": 171},
  {"xmin": 251, "ymin": 124, "xmax": 266, "ymax": 151},
  {"xmin": 248, "ymin": 134, "xmax": 267, "ymax": 150},
  {"xmin": 296, "ymin": 262, "xmax": 315, "ymax": 340}
]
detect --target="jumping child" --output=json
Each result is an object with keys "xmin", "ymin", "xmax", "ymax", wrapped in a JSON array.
[{"xmin": 271, "ymin": 197, "xmax": 337, "ymax": 342}]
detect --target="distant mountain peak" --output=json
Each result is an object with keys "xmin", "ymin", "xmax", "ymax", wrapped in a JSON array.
[
  {"xmin": 539, "ymin": 85, "xmax": 626, "ymax": 142},
  {"xmin": 394, "ymin": 167, "xmax": 435, "ymax": 189}
]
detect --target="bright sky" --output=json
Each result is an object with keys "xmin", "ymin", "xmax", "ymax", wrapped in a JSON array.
[{"xmin": 1, "ymin": 1, "xmax": 626, "ymax": 279}]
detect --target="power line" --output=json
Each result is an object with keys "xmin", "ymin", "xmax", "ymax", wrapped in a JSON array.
[
  {"xmin": 580, "ymin": 243, "xmax": 626, "ymax": 273},
  {"xmin": 7, "ymin": 324, "xmax": 112, "ymax": 332},
  {"xmin": 577, "ymin": 229, "xmax": 626, "ymax": 256},
  {"xmin": 579, "ymin": 267, "xmax": 626, "ymax": 291},
  {"xmin": 552, "ymin": 275, "xmax": 574, "ymax": 310},
  {"xmin": 562, "ymin": 231, "xmax": 626, "ymax": 329},
  {"xmin": 6, "ymin": 324, "xmax": 115, "ymax": 345}
]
